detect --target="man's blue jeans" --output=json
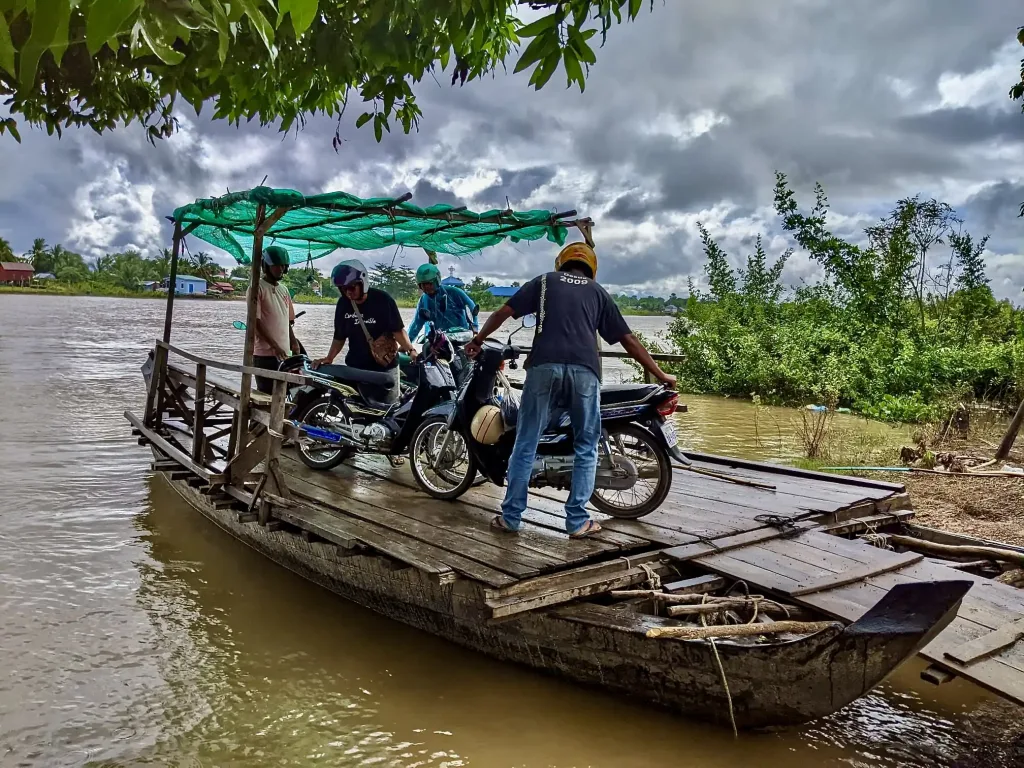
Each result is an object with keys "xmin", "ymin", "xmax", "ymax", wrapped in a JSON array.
[{"xmin": 500, "ymin": 363, "xmax": 601, "ymax": 534}]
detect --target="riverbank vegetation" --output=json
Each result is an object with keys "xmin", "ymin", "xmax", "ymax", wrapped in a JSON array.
[{"xmin": 653, "ymin": 173, "xmax": 1022, "ymax": 424}]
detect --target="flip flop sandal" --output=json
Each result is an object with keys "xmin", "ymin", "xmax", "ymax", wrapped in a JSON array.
[
  {"xmin": 490, "ymin": 515, "xmax": 519, "ymax": 533},
  {"xmin": 569, "ymin": 520, "xmax": 602, "ymax": 539}
]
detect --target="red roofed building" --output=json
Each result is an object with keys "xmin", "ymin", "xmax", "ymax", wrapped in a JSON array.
[{"xmin": 0, "ymin": 262, "xmax": 34, "ymax": 286}]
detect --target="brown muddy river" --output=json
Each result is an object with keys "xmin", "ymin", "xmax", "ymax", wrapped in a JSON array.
[{"xmin": 0, "ymin": 294, "xmax": 1012, "ymax": 766}]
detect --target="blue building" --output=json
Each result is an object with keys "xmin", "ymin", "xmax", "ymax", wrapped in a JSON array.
[
  {"xmin": 175, "ymin": 275, "xmax": 207, "ymax": 295},
  {"xmin": 440, "ymin": 266, "xmax": 465, "ymax": 289},
  {"xmin": 487, "ymin": 286, "xmax": 518, "ymax": 298}
]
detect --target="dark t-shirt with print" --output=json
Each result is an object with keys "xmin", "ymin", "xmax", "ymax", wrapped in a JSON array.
[
  {"xmin": 506, "ymin": 271, "xmax": 631, "ymax": 377},
  {"xmin": 333, "ymin": 288, "xmax": 404, "ymax": 371}
]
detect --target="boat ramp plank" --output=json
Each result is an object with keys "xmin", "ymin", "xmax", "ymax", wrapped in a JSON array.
[
  {"xmin": 684, "ymin": 451, "xmax": 906, "ymax": 493},
  {"xmin": 944, "ymin": 619, "xmax": 1024, "ymax": 666},
  {"xmin": 691, "ymin": 527, "xmax": 1024, "ymax": 705}
]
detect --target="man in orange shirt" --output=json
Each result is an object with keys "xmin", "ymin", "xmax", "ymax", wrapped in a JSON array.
[{"xmin": 253, "ymin": 245, "xmax": 300, "ymax": 393}]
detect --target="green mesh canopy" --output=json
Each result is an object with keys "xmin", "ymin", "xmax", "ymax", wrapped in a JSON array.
[{"xmin": 172, "ymin": 186, "xmax": 580, "ymax": 264}]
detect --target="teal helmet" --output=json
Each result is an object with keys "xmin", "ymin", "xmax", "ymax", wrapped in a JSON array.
[
  {"xmin": 262, "ymin": 245, "xmax": 290, "ymax": 272},
  {"xmin": 415, "ymin": 263, "xmax": 442, "ymax": 286}
]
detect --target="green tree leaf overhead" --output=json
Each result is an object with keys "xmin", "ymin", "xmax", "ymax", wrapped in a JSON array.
[{"xmin": 0, "ymin": 0, "xmax": 655, "ymax": 143}]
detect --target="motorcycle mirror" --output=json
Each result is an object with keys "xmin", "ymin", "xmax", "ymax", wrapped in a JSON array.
[
  {"xmin": 521, "ymin": 313, "xmax": 537, "ymax": 329},
  {"xmin": 232, "ymin": 320, "xmax": 246, "ymax": 330}
]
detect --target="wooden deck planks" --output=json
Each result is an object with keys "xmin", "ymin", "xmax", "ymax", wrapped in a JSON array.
[
  {"xmin": 692, "ymin": 526, "xmax": 1024, "ymax": 704},
  {"xmin": 281, "ymin": 455, "xmax": 634, "ymax": 573}
]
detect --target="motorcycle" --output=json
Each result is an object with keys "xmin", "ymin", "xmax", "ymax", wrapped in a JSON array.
[
  {"xmin": 401, "ymin": 309, "xmax": 475, "ymax": 390},
  {"xmin": 284, "ymin": 327, "xmax": 460, "ymax": 471},
  {"xmin": 407, "ymin": 315, "xmax": 687, "ymax": 519}
]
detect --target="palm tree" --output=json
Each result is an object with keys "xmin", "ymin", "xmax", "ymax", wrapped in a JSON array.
[
  {"xmin": 50, "ymin": 245, "xmax": 89, "ymax": 283},
  {"xmin": 27, "ymin": 238, "xmax": 52, "ymax": 273},
  {"xmin": 150, "ymin": 248, "xmax": 173, "ymax": 281},
  {"xmin": 111, "ymin": 258, "xmax": 147, "ymax": 291},
  {"xmin": 187, "ymin": 251, "xmax": 220, "ymax": 283},
  {"xmin": 0, "ymin": 237, "xmax": 16, "ymax": 262}
]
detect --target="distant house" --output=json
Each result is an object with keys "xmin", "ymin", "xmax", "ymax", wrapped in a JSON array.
[
  {"xmin": 175, "ymin": 275, "xmax": 207, "ymax": 295},
  {"xmin": 33, "ymin": 272, "xmax": 56, "ymax": 281},
  {"xmin": 0, "ymin": 262, "xmax": 34, "ymax": 286},
  {"xmin": 210, "ymin": 281, "xmax": 235, "ymax": 294},
  {"xmin": 141, "ymin": 280, "xmax": 160, "ymax": 291},
  {"xmin": 487, "ymin": 286, "xmax": 519, "ymax": 298}
]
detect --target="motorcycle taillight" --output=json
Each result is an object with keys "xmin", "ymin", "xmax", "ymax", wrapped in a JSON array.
[{"xmin": 656, "ymin": 393, "xmax": 678, "ymax": 417}]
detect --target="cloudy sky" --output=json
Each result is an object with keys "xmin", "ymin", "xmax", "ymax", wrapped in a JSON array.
[{"xmin": 1, "ymin": 0, "xmax": 1022, "ymax": 298}]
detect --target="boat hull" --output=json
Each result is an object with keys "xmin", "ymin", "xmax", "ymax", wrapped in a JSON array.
[{"xmin": 160, "ymin": 469, "xmax": 969, "ymax": 729}]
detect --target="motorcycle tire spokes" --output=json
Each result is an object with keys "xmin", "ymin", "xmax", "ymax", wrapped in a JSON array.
[
  {"xmin": 590, "ymin": 425, "xmax": 670, "ymax": 518},
  {"xmin": 410, "ymin": 418, "xmax": 474, "ymax": 497}
]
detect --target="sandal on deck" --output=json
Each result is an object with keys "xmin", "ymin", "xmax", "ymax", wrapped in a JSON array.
[
  {"xmin": 569, "ymin": 520, "xmax": 602, "ymax": 539},
  {"xmin": 491, "ymin": 515, "xmax": 519, "ymax": 533}
]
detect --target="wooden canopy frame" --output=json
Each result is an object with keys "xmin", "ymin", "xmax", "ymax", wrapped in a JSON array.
[{"xmin": 160, "ymin": 188, "xmax": 595, "ymax": 445}]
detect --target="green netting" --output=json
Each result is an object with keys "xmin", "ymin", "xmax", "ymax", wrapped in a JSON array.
[{"xmin": 172, "ymin": 186, "xmax": 573, "ymax": 265}]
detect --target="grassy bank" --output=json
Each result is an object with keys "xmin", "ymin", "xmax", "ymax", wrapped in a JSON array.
[{"xmin": 791, "ymin": 406, "xmax": 1024, "ymax": 545}]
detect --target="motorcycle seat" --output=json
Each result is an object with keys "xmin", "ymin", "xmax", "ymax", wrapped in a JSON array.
[
  {"xmin": 318, "ymin": 364, "xmax": 396, "ymax": 387},
  {"xmin": 600, "ymin": 383, "xmax": 661, "ymax": 406}
]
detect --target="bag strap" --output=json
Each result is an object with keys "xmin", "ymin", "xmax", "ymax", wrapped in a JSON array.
[
  {"xmin": 349, "ymin": 298, "xmax": 374, "ymax": 344},
  {"xmin": 537, "ymin": 274, "xmax": 547, "ymax": 334}
]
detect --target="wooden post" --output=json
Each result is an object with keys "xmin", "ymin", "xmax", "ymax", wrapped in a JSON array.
[
  {"xmin": 162, "ymin": 222, "xmax": 183, "ymax": 344},
  {"xmin": 191, "ymin": 363, "xmax": 207, "ymax": 464},
  {"xmin": 236, "ymin": 203, "xmax": 267, "ymax": 454},
  {"xmin": 144, "ymin": 343, "xmax": 168, "ymax": 428},
  {"xmin": 259, "ymin": 378, "xmax": 289, "ymax": 525},
  {"xmin": 995, "ymin": 398, "xmax": 1024, "ymax": 462}
]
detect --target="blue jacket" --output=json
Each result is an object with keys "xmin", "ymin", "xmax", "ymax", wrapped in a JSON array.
[{"xmin": 408, "ymin": 285, "xmax": 479, "ymax": 339}]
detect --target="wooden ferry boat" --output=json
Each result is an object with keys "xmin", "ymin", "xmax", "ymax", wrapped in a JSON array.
[{"xmin": 126, "ymin": 186, "xmax": 1024, "ymax": 730}]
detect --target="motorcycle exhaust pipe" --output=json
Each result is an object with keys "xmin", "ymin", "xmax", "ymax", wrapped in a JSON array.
[{"xmin": 290, "ymin": 420, "xmax": 362, "ymax": 449}]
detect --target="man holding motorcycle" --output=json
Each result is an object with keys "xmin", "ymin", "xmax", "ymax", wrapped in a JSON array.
[
  {"xmin": 464, "ymin": 243, "xmax": 676, "ymax": 538},
  {"xmin": 313, "ymin": 259, "xmax": 419, "ymax": 403},
  {"xmin": 253, "ymin": 245, "xmax": 300, "ymax": 394},
  {"xmin": 407, "ymin": 263, "xmax": 479, "ymax": 341}
]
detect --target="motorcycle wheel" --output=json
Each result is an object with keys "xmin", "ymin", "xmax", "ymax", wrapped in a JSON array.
[
  {"xmin": 409, "ymin": 415, "xmax": 478, "ymax": 500},
  {"xmin": 293, "ymin": 396, "xmax": 355, "ymax": 471},
  {"xmin": 589, "ymin": 424, "xmax": 672, "ymax": 518}
]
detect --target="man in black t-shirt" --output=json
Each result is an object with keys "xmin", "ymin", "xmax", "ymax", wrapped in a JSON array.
[
  {"xmin": 314, "ymin": 259, "xmax": 418, "ymax": 402},
  {"xmin": 465, "ymin": 243, "xmax": 675, "ymax": 538}
]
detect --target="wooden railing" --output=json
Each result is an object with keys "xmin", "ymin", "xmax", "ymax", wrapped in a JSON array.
[
  {"xmin": 133, "ymin": 340, "xmax": 306, "ymax": 525},
  {"xmin": 515, "ymin": 347, "xmax": 688, "ymax": 392}
]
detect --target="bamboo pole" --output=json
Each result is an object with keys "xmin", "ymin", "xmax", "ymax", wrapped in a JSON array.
[
  {"xmin": 646, "ymin": 621, "xmax": 839, "ymax": 640},
  {"xmin": 666, "ymin": 600, "xmax": 792, "ymax": 618},
  {"xmin": 236, "ymin": 204, "xmax": 267, "ymax": 454},
  {"xmin": 162, "ymin": 221, "xmax": 183, "ymax": 343},
  {"xmin": 887, "ymin": 534, "xmax": 1024, "ymax": 568}
]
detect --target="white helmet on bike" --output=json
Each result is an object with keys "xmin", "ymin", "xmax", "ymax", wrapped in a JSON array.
[{"xmin": 470, "ymin": 405, "xmax": 504, "ymax": 445}]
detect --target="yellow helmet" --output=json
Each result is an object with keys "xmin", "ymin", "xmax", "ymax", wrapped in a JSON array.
[{"xmin": 555, "ymin": 242, "xmax": 597, "ymax": 279}]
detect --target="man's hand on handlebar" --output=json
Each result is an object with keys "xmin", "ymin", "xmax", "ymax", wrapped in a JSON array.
[
  {"xmin": 312, "ymin": 357, "xmax": 332, "ymax": 369},
  {"xmin": 657, "ymin": 372, "xmax": 677, "ymax": 389},
  {"xmin": 464, "ymin": 338, "xmax": 483, "ymax": 358}
]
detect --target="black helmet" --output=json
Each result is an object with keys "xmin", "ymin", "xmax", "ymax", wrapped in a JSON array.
[{"xmin": 262, "ymin": 245, "xmax": 290, "ymax": 273}]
